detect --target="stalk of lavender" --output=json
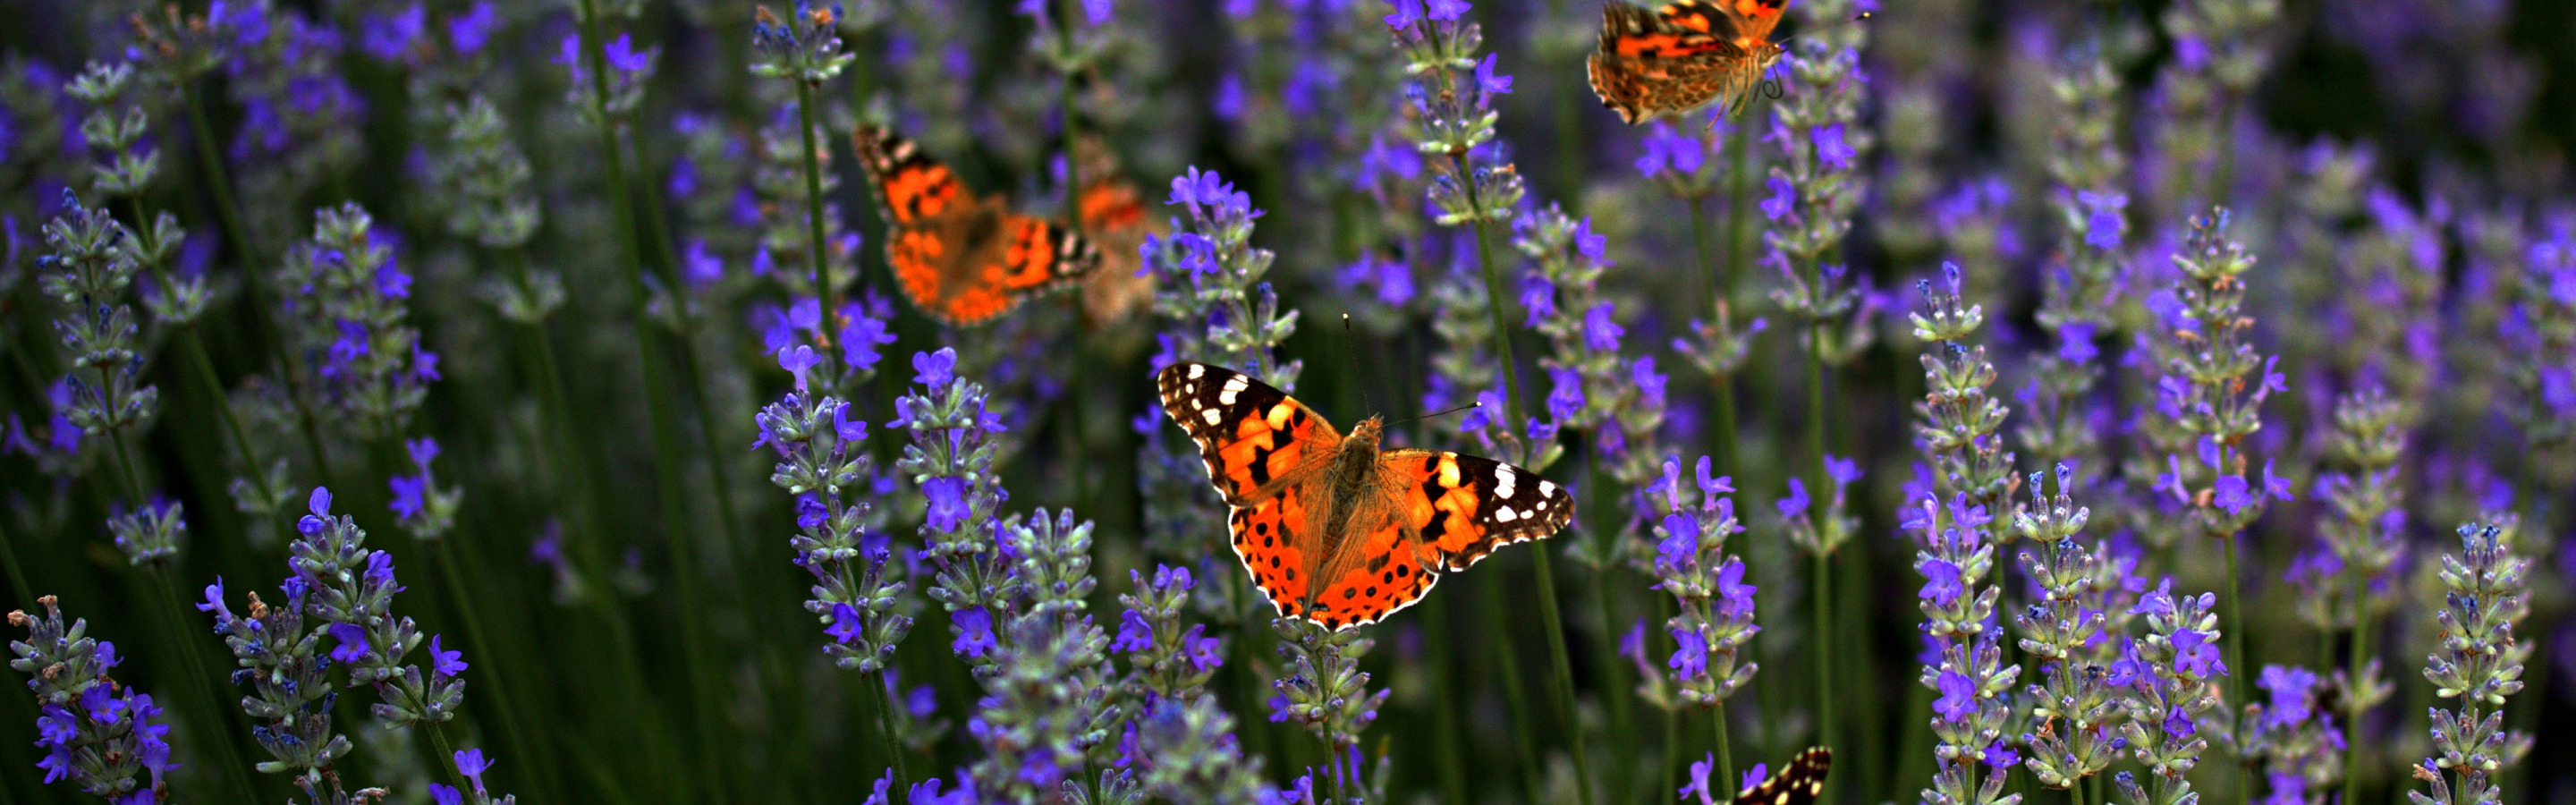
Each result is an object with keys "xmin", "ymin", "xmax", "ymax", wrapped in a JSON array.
[
  {"xmin": 283, "ymin": 488, "xmax": 491, "ymax": 793},
  {"xmin": 965, "ymin": 511, "xmax": 1122, "ymax": 801},
  {"xmin": 2150, "ymin": 0, "xmax": 2279, "ymax": 211},
  {"xmin": 1271, "ymin": 618, "xmax": 1390, "ymax": 805},
  {"xmin": 1768, "ymin": 0, "xmax": 1873, "ymax": 758},
  {"xmin": 38, "ymin": 190, "xmax": 156, "ymax": 502},
  {"xmin": 2293, "ymin": 389, "xmax": 2404, "ymax": 803},
  {"xmin": 2021, "ymin": 49, "xmax": 2130, "ymax": 490},
  {"xmin": 2408, "ymin": 522, "xmax": 2534, "ymax": 805},
  {"xmin": 8, "ymin": 596, "xmax": 180, "ymax": 803},
  {"xmin": 67, "ymin": 55, "xmax": 297, "ymax": 538},
  {"xmin": 1641, "ymin": 455, "xmax": 1760, "ymax": 790},
  {"xmin": 2498, "ymin": 231, "xmax": 2574, "ymax": 510},
  {"xmin": 1908, "ymin": 487, "xmax": 2025, "ymax": 805},
  {"xmin": 1655, "ymin": 115, "xmax": 1766, "ymax": 485},
  {"xmin": 1911, "ymin": 263, "xmax": 2020, "ymax": 543},
  {"xmin": 755, "ymin": 331, "xmax": 911, "ymax": 790},
  {"xmin": 275, "ymin": 205, "xmax": 437, "ymax": 443},
  {"xmin": 2139, "ymin": 210, "xmax": 2288, "ymax": 750},
  {"xmin": 752, "ymin": 3, "xmax": 856, "ymax": 385},
  {"xmin": 2012, "ymin": 464, "xmax": 2131, "ymax": 803},
  {"xmin": 2112, "ymin": 580, "xmax": 2228, "ymax": 805},
  {"xmin": 1385, "ymin": 4, "xmax": 1596, "ymax": 801},
  {"xmin": 1108, "ymin": 561, "xmax": 1267, "ymax": 803}
]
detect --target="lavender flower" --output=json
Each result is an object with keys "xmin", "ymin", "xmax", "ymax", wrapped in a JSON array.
[
  {"xmin": 1115, "ymin": 564, "xmax": 1225, "ymax": 699},
  {"xmin": 276, "ymin": 205, "xmax": 436, "ymax": 440},
  {"xmin": 2011, "ymin": 465, "xmax": 2132, "ymax": 791},
  {"xmin": 2407, "ymin": 523, "xmax": 2534, "ymax": 805},
  {"xmin": 962, "ymin": 511, "xmax": 1122, "ymax": 801},
  {"xmin": 2111, "ymin": 580, "xmax": 2227, "ymax": 805},
  {"xmin": 8, "ymin": 597, "xmax": 177, "ymax": 801},
  {"xmin": 2242, "ymin": 665, "xmax": 2343, "ymax": 805},
  {"xmin": 38, "ymin": 190, "xmax": 157, "ymax": 446},
  {"xmin": 757, "ymin": 339, "xmax": 909, "ymax": 673},
  {"xmin": 388, "ymin": 436, "xmax": 462, "ymax": 540},
  {"xmin": 287, "ymin": 487, "xmax": 462, "ymax": 729},
  {"xmin": 1388, "ymin": 0, "xmax": 1525, "ymax": 227},
  {"xmin": 1911, "ymin": 263, "xmax": 2019, "ymax": 544},
  {"xmin": 1906, "ymin": 484, "xmax": 2023, "ymax": 805},
  {"xmin": 896, "ymin": 347, "xmax": 1015, "ymax": 617},
  {"xmin": 1269, "ymin": 618, "xmax": 1389, "ymax": 756}
]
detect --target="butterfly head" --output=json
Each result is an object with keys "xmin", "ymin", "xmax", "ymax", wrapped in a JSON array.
[{"xmin": 1338, "ymin": 417, "xmax": 1386, "ymax": 467}]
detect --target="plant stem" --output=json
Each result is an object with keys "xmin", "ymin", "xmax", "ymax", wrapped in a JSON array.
[
  {"xmin": 432, "ymin": 537, "xmax": 559, "ymax": 805},
  {"xmin": 1462, "ymin": 191, "xmax": 1597, "ymax": 805},
  {"xmin": 425, "ymin": 722, "xmax": 476, "ymax": 795},
  {"xmin": 2343, "ymin": 571, "xmax": 2371, "ymax": 805},
  {"xmin": 2222, "ymin": 530, "xmax": 2248, "ymax": 805},
  {"xmin": 1712, "ymin": 699, "xmax": 1735, "ymax": 801},
  {"xmin": 149, "ymin": 565, "xmax": 265, "ymax": 805},
  {"xmin": 1688, "ymin": 194, "xmax": 1740, "ymax": 485},
  {"xmin": 791, "ymin": 77, "xmax": 840, "ymax": 382},
  {"xmin": 1479, "ymin": 576, "xmax": 1546, "ymax": 801},
  {"xmin": 0, "ymin": 522, "xmax": 30, "ymax": 609},
  {"xmin": 867, "ymin": 668, "xmax": 913, "ymax": 792},
  {"xmin": 1801, "ymin": 272, "xmax": 1834, "ymax": 779},
  {"xmin": 1425, "ymin": 593, "xmax": 1468, "ymax": 805}
]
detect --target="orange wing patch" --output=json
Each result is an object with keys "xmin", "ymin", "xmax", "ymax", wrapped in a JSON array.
[
  {"xmin": 854, "ymin": 125, "xmax": 1101, "ymax": 326},
  {"xmin": 1233, "ymin": 486, "xmax": 1318, "ymax": 617},
  {"xmin": 1589, "ymin": 0, "xmax": 1792, "ymax": 124},
  {"xmin": 1156, "ymin": 362, "xmax": 1337, "ymax": 504}
]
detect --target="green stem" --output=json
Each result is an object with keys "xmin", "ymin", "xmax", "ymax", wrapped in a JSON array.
[
  {"xmin": 149, "ymin": 565, "xmax": 265, "ymax": 805},
  {"xmin": 1712, "ymin": 700, "xmax": 1735, "ymax": 801},
  {"xmin": 1462, "ymin": 185, "xmax": 1597, "ymax": 805},
  {"xmin": 1801, "ymin": 291, "xmax": 1833, "ymax": 771},
  {"xmin": 1664, "ymin": 708, "xmax": 1682, "ymax": 805},
  {"xmin": 425, "ymin": 722, "xmax": 476, "ymax": 795},
  {"xmin": 1425, "ymin": 594, "xmax": 1468, "ymax": 805},
  {"xmin": 2222, "ymin": 529, "xmax": 2248, "ymax": 805},
  {"xmin": 2343, "ymin": 573, "xmax": 2371, "ymax": 805},
  {"xmin": 791, "ymin": 77, "xmax": 840, "ymax": 383},
  {"xmin": 1689, "ymin": 194, "xmax": 1740, "ymax": 484},
  {"xmin": 1479, "ymin": 576, "xmax": 1546, "ymax": 801},
  {"xmin": 0, "ymin": 522, "xmax": 30, "ymax": 609},
  {"xmin": 182, "ymin": 89, "xmax": 257, "ymax": 265},
  {"xmin": 867, "ymin": 669, "xmax": 913, "ymax": 793},
  {"xmin": 433, "ymin": 537, "xmax": 559, "ymax": 805}
]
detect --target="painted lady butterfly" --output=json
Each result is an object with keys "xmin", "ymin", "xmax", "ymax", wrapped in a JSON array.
[
  {"xmin": 853, "ymin": 125, "xmax": 1102, "ymax": 326},
  {"xmin": 1587, "ymin": 0, "xmax": 1790, "ymax": 124},
  {"xmin": 1155, "ymin": 362, "xmax": 1575, "ymax": 630},
  {"xmin": 1730, "ymin": 748, "xmax": 1832, "ymax": 805},
  {"xmin": 1067, "ymin": 138, "xmax": 1162, "ymax": 326}
]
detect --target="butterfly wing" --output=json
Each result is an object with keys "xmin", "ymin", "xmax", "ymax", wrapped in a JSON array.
[
  {"xmin": 853, "ymin": 125, "xmax": 1100, "ymax": 326},
  {"xmin": 1590, "ymin": 1, "xmax": 1767, "ymax": 123},
  {"xmin": 1376, "ymin": 449, "xmax": 1574, "ymax": 572},
  {"xmin": 1074, "ymin": 178, "xmax": 1159, "ymax": 325},
  {"xmin": 1157, "ymin": 363, "xmax": 1348, "ymax": 622},
  {"xmin": 1732, "ymin": 747, "xmax": 1832, "ymax": 805}
]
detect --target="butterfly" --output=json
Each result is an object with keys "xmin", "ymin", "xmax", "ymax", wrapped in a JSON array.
[
  {"xmin": 1155, "ymin": 362, "xmax": 1575, "ymax": 630},
  {"xmin": 853, "ymin": 125, "xmax": 1102, "ymax": 326},
  {"xmin": 1587, "ymin": 0, "xmax": 1791, "ymax": 124},
  {"xmin": 1066, "ymin": 137, "xmax": 1162, "ymax": 326},
  {"xmin": 1728, "ymin": 747, "xmax": 1832, "ymax": 805}
]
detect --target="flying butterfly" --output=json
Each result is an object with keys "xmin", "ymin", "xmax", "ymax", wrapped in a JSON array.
[
  {"xmin": 1588, "ymin": 1, "xmax": 1868, "ymax": 124},
  {"xmin": 1155, "ymin": 363, "xmax": 1574, "ymax": 630},
  {"xmin": 852, "ymin": 125, "xmax": 1102, "ymax": 326}
]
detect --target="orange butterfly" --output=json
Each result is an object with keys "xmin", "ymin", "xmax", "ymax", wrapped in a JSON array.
[
  {"xmin": 853, "ymin": 125, "xmax": 1101, "ymax": 326},
  {"xmin": 1156, "ymin": 363, "xmax": 1574, "ymax": 630},
  {"xmin": 1588, "ymin": 0, "xmax": 1790, "ymax": 123}
]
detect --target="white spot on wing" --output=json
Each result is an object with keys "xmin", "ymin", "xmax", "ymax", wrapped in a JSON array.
[
  {"xmin": 1538, "ymin": 479, "xmax": 1558, "ymax": 497},
  {"xmin": 1494, "ymin": 465, "xmax": 1517, "ymax": 499},
  {"xmin": 1188, "ymin": 364, "xmax": 1205, "ymax": 379},
  {"xmin": 1496, "ymin": 506, "xmax": 1518, "ymax": 522},
  {"xmin": 1202, "ymin": 408, "xmax": 1224, "ymax": 426},
  {"xmin": 1218, "ymin": 375, "xmax": 1249, "ymax": 405}
]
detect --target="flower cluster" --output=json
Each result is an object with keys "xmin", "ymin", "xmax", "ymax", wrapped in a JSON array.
[
  {"xmin": 963, "ymin": 511, "xmax": 1122, "ymax": 800},
  {"xmin": 2137, "ymin": 210, "xmax": 2290, "ymax": 547},
  {"xmin": 2407, "ymin": 522, "xmax": 2535, "ymax": 805},
  {"xmin": 1906, "ymin": 488, "xmax": 2023, "ymax": 805},
  {"xmin": 1138, "ymin": 166, "xmax": 1291, "ymax": 563},
  {"xmin": 1767, "ymin": 0, "xmax": 1877, "ymax": 368},
  {"xmin": 1518, "ymin": 205, "xmax": 1665, "ymax": 485},
  {"xmin": 1640, "ymin": 455, "xmax": 1759, "ymax": 709},
  {"xmin": 218, "ymin": 2, "xmax": 366, "ymax": 243},
  {"xmin": 1387, "ymin": 0, "xmax": 1524, "ymax": 227},
  {"xmin": 1269, "ymin": 618, "xmax": 1389, "ymax": 757},
  {"xmin": 1114, "ymin": 564, "xmax": 1224, "ymax": 699},
  {"xmin": 757, "ymin": 340, "xmax": 909, "ymax": 674},
  {"xmin": 750, "ymin": 3, "xmax": 858, "ymax": 84},
  {"xmin": 275, "ymin": 204, "xmax": 437, "ymax": 441},
  {"xmin": 202, "ymin": 570, "xmax": 352, "ymax": 783},
  {"xmin": 285, "ymin": 488, "xmax": 462, "ymax": 729},
  {"xmin": 2109, "ymin": 580, "xmax": 2227, "ymax": 805},
  {"xmin": 8, "ymin": 597, "xmax": 177, "ymax": 802},
  {"xmin": 38, "ymin": 190, "xmax": 158, "ymax": 446},
  {"xmin": 894, "ymin": 348, "xmax": 1015, "ymax": 620},
  {"xmin": 2242, "ymin": 665, "xmax": 2343, "ymax": 805},
  {"xmin": 2011, "ymin": 465, "xmax": 2136, "ymax": 792},
  {"xmin": 388, "ymin": 437, "xmax": 463, "ymax": 540},
  {"xmin": 1911, "ymin": 263, "xmax": 2018, "ymax": 543}
]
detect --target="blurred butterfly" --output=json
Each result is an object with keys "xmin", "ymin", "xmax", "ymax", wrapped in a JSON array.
[
  {"xmin": 853, "ymin": 125, "xmax": 1101, "ymax": 326},
  {"xmin": 1588, "ymin": 0, "xmax": 1792, "ymax": 123},
  {"xmin": 1065, "ymin": 136, "xmax": 1162, "ymax": 327},
  {"xmin": 1727, "ymin": 747, "xmax": 1832, "ymax": 805},
  {"xmin": 1155, "ymin": 362, "xmax": 1574, "ymax": 630}
]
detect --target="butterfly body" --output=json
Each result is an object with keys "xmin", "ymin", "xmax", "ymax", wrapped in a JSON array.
[
  {"xmin": 853, "ymin": 125, "xmax": 1101, "ymax": 326},
  {"xmin": 1589, "ymin": 0, "xmax": 1789, "ymax": 123},
  {"xmin": 1156, "ymin": 363, "xmax": 1573, "ymax": 630}
]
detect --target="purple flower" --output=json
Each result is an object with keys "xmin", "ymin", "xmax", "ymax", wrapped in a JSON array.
[
  {"xmin": 2258, "ymin": 665, "xmax": 2317, "ymax": 727},
  {"xmin": 430, "ymin": 634, "xmax": 467, "ymax": 677},
  {"xmin": 430, "ymin": 783, "xmax": 463, "ymax": 805},
  {"xmin": 1713, "ymin": 558, "xmax": 1756, "ymax": 620},
  {"xmin": 2057, "ymin": 320, "xmax": 2099, "ymax": 364},
  {"xmin": 1668, "ymin": 627, "xmax": 1709, "ymax": 680},
  {"xmin": 922, "ymin": 477, "xmax": 970, "ymax": 532},
  {"xmin": 911, "ymin": 347, "xmax": 957, "ymax": 386},
  {"xmin": 842, "ymin": 314, "xmax": 896, "ymax": 373},
  {"xmin": 2078, "ymin": 191, "xmax": 2126, "ymax": 250},
  {"xmin": 777, "ymin": 345, "xmax": 821, "ymax": 389},
  {"xmin": 1474, "ymin": 53, "xmax": 1513, "ymax": 95},
  {"xmin": 2212, "ymin": 474, "xmax": 2252, "ymax": 513},
  {"xmin": 1761, "ymin": 174, "xmax": 1795, "ymax": 220},
  {"xmin": 2261, "ymin": 460, "xmax": 2294, "ymax": 502},
  {"xmin": 446, "ymin": 3, "xmax": 497, "ymax": 55},
  {"xmin": 1775, "ymin": 479, "xmax": 1811, "ymax": 520},
  {"xmin": 1739, "ymin": 763, "xmax": 1770, "ymax": 794},
  {"xmin": 1919, "ymin": 559, "xmax": 1964, "ymax": 607},
  {"xmin": 951, "ymin": 606, "xmax": 997, "ymax": 658},
  {"xmin": 359, "ymin": 4, "xmax": 426, "ymax": 63},
  {"xmin": 1813, "ymin": 124, "xmax": 1855, "ymax": 171},
  {"xmin": 826, "ymin": 603, "xmax": 864, "ymax": 643},
  {"xmin": 1182, "ymin": 624, "xmax": 1224, "ymax": 673},
  {"xmin": 2174, "ymin": 627, "xmax": 2227, "ymax": 679},
  {"xmin": 1657, "ymin": 513, "xmax": 1699, "ymax": 573},
  {"xmin": 1934, "ymin": 669, "xmax": 1975, "ymax": 722},
  {"xmin": 1520, "ymin": 270, "xmax": 1557, "ymax": 326},
  {"xmin": 1681, "ymin": 752, "xmax": 1716, "ymax": 802},
  {"xmin": 453, "ymin": 748, "xmax": 491, "ymax": 792},
  {"xmin": 1583, "ymin": 302, "xmax": 1623, "ymax": 351},
  {"xmin": 1113, "ymin": 609, "xmax": 1154, "ymax": 653},
  {"xmin": 328, "ymin": 622, "xmax": 371, "ymax": 663},
  {"xmin": 390, "ymin": 474, "xmax": 427, "ymax": 520}
]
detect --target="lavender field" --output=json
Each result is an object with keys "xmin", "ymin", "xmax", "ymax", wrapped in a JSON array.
[{"xmin": 0, "ymin": 0, "xmax": 2570, "ymax": 803}]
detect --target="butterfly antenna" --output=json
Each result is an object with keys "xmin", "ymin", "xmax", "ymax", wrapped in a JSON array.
[
  {"xmin": 1388, "ymin": 401, "xmax": 1479, "ymax": 428},
  {"xmin": 1343, "ymin": 314, "xmax": 1379, "ymax": 416}
]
